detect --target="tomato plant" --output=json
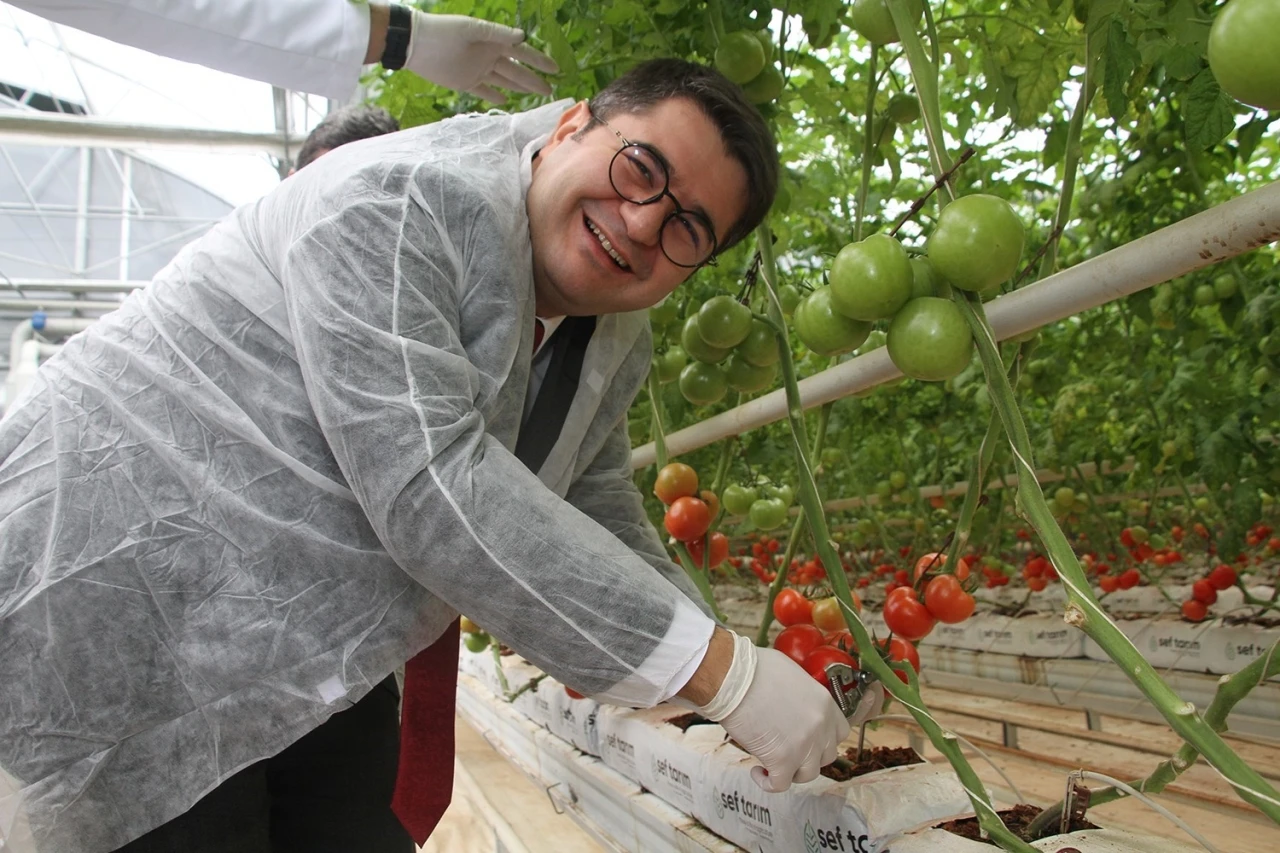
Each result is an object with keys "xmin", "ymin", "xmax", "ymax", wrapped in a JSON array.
[
  {"xmin": 687, "ymin": 531, "xmax": 729, "ymax": 568},
  {"xmin": 653, "ymin": 462, "xmax": 698, "ymax": 505},
  {"xmin": 802, "ymin": 645, "xmax": 857, "ymax": 686},
  {"xmin": 883, "ymin": 586, "xmax": 937, "ymax": 641},
  {"xmin": 664, "ymin": 495, "xmax": 711, "ymax": 541},
  {"xmin": 793, "ymin": 286, "xmax": 872, "ymax": 357},
  {"xmin": 772, "ymin": 588, "xmax": 814, "ymax": 627},
  {"xmin": 829, "ymin": 235, "xmax": 914, "ymax": 322},
  {"xmin": 773, "ymin": 623, "xmax": 824, "ymax": 665},
  {"xmin": 924, "ymin": 575, "xmax": 976, "ymax": 624},
  {"xmin": 886, "ymin": 297, "xmax": 975, "ymax": 382},
  {"xmin": 926, "ymin": 194, "xmax": 1026, "ymax": 293},
  {"xmin": 1207, "ymin": 0, "xmax": 1280, "ymax": 110}
]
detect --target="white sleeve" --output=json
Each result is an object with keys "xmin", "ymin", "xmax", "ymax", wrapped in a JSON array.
[{"xmin": 9, "ymin": 0, "xmax": 371, "ymax": 100}]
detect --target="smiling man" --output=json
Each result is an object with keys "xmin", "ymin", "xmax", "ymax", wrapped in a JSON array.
[{"xmin": 0, "ymin": 59, "xmax": 862, "ymax": 853}]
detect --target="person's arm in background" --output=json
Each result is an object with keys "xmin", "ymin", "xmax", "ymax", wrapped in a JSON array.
[{"xmin": 8, "ymin": 0, "xmax": 555, "ymax": 102}]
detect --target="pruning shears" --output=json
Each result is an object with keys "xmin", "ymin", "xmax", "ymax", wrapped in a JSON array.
[{"xmin": 823, "ymin": 662, "xmax": 882, "ymax": 720}]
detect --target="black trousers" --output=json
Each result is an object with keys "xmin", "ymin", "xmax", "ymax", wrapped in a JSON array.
[{"xmin": 114, "ymin": 676, "xmax": 414, "ymax": 853}]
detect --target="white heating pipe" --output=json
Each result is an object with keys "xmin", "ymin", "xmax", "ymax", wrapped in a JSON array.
[
  {"xmin": 632, "ymin": 180, "xmax": 1280, "ymax": 470},
  {"xmin": 8, "ymin": 318, "xmax": 98, "ymax": 372}
]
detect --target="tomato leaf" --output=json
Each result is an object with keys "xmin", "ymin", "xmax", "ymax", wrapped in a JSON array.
[
  {"xmin": 1236, "ymin": 118, "xmax": 1270, "ymax": 166},
  {"xmin": 1042, "ymin": 120, "xmax": 1069, "ymax": 168},
  {"xmin": 537, "ymin": 1, "xmax": 580, "ymax": 86},
  {"xmin": 1183, "ymin": 69, "xmax": 1236, "ymax": 152},
  {"xmin": 1102, "ymin": 20, "xmax": 1140, "ymax": 120}
]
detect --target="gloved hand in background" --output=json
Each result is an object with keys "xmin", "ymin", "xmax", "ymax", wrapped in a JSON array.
[
  {"xmin": 687, "ymin": 632, "xmax": 876, "ymax": 793},
  {"xmin": 408, "ymin": 12, "xmax": 560, "ymax": 103}
]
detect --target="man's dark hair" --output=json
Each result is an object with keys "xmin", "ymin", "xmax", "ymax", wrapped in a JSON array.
[
  {"xmin": 584, "ymin": 58, "xmax": 778, "ymax": 255},
  {"xmin": 295, "ymin": 105, "xmax": 401, "ymax": 170}
]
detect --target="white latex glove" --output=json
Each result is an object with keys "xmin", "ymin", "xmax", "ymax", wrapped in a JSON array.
[
  {"xmin": 689, "ymin": 633, "xmax": 854, "ymax": 793},
  {"xmin": 407, "ymin": 12, "xmax": 559, "ymax": 103}
]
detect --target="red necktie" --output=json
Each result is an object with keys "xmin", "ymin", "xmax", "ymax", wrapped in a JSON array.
[{"xmin": 391, "ymin": 619, "xmax": 460, "ymax": 844}]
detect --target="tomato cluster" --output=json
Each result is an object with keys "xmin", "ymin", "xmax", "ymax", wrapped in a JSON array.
[
  {"xmin": 770, "ymin": 586, "xmax": 920, "ymax": 688},
  {"xmin": 655, "ymin": 462, "xmax": 729, "ymax": 569},
  {"xmin": 1180, "ymin": 564, "xmax": 1239, "ymax": 622}
]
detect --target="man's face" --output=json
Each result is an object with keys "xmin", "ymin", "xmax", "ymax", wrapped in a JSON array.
[{"xmin": 527, "ymin": 98, "xmax": 749, "ymax": 318}]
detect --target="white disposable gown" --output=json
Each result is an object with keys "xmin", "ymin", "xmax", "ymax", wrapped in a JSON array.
[
  {"xmin": 0, "ymin": 100, "xmax": 716, "ymax": 853},
  {"xmin": 7, "ymin": 0, "xmax": 371, "ymax": 99}
]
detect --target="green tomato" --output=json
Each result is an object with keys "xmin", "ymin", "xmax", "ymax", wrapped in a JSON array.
[
  {"xmin": 1208, "ymin": 0, "xmax": 1280, "ymax": 110},
  {"xmin": 829, "ymin": 234, "xmax": 913, "ymax": 321},
  {"xmin": 927, "ymin": 194, "xmax": 1026, "ymax": 292},
  {"xmin": 679, "ymin": 361, "xmax": 728, "ymax": 405},
  {"xmin": 753, "ymin": 29, "xmax": 774, "ymax": 65},
  {"xmin": 736, "ymin": 319, "xmax": 780, "ymax": 367},
  {"xmin": 724, "ymin": 352, "xmax": 777, "ymax": 393},
  {"xmin": 742, "ymin": 65, "xmax": 785, "ymax": 104},
  {"xmin": 777, "ymin": 283, "xmax": 802, "ymax": 316},
  {"xmin": 886, "ymin": 93, "xmax": 921, "ymax": 124},
  {"xmin": 889, "ymin": 470, "xmax": 908, "ymax": 491},
  {"xmin": 649, "ymin": 296, "xmax": 680, "ymax": 328},
  {"xmin": 715, "ymin": 31, "xmax": 766, "ymax": 84},
  {"xmin": 848, "ymin": 0, "xmax": 923, "ymax": 45},
  {"xmin": 749, "ymin": 497, "xmax": 789, "ymax": 530},
  {"xmin": 1054, "ymin": 487, "xmax": 1076, "ymax": 509},
  {"xmin": 1193, "ymin": 284, "xmax": 1218, "ymax": 307},
  {"xmin": 681, "ymin": 314, "xmax": 731, "ymax": 364},
  {"xmin": 765, "ymin": 483, "xmax": 794, "ymax": 506},
  {"xmin": 1213, "ymin": 274, "xmax": 1238, "ymax": 300},
  {"xmin": 722, "ymin": 484, "xmax": 758, "ymax": 516},
  {"xmin": 794, "ymin": 286, "xmax": 873, "ymax": 356},
  {"xmin": 653, "ymin": 347, "xmax": 687, "ymax": 384},
  {"xmin": 463, "ymin": 631, "xmax": 491, "ymax": 653},
  {"xmin": 908, "ymin": 256, "xmax": 947, "ymax": 299},
  {"xmin": 1260, "ymin": 334, "xmax": 1280, "ymax": 357},
  {"xmin": 886, "ymin": 297, "xmax": 974, "ymax": 382},
  {"xmin": 697, "ymin": 295, "xmax": 753, "ymax": 348}
]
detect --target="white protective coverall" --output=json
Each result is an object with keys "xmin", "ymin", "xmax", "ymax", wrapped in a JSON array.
[
  {"xmin": 6, "ymin": 0, "xmax": 372, "ymax": 100},
  {"xmin": 0, "ymin": 100, "xmax": 717, "ymax": 853}
]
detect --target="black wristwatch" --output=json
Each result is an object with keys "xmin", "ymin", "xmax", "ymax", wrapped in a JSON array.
[{"xmin": 380, "ymin": 4, "xmax": 413, "ymax": 70}]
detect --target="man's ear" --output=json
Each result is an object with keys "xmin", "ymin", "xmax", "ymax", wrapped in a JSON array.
[{"xmin": 540, "ymin": 100, "xmax": 592, "ymax": 154}]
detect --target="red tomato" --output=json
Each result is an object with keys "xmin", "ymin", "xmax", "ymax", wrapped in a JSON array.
[
  {"xmin": 1181, "ymin": 599, "xmax": 1208, "ymax": 622},
  {"xmin": 773, "ymin": 624, "xmax": 825, "ymax": 665},
  {"xmin": 1117, "ymin": 568, "xmax": 1141, "ymax": 590},
  {"xmin": 1027, "ymin": 576, "xmax": 1048, "ymax": 592},
  {"xmin": 564, "ymin": 686, "xmax": 586, "ymax": 700},
  {"xmin": 1191, "ymin": 578, "xmax": 1218, "ymax": 606},
  {"xmin": 699, "ymin": 489, "xmax": 721, "ymax": 519},
  {"xmin": 883, "ymin": 586, "xmax": 937, "ymax": 641},
  {"xmin": 914, "ymin": 551, "xmax": 970, "ymax": 581},
  {"xmin": 687, "ymin": 532, "xmax": 729, "ymax": 568},
  {"xmin": 1098, "ymin": 574, "xmax": 1120, "ymax": 593},
  {"xmin": 802, "ymin": 645, "xmax": 858, "ymax": 686},
  {"xmin": 653, "ymin": 462, "xmax": 698, "ymax": 505},
  {"xmin": 924, "ymin": 574, "xmax": 976, "ymax": 623},
  {"xmin": 664, "ymin": 496, "xmax": 711, "ymax": 541},
  {"xmin": 811, "ymin": 596, "xmax": 845, "ymax": 631},
  {"xmin": 772, "ymin": 588, "xmax": 814, "ymax": 627},
  {"xmin": 878, "ymin": 636, "xmax": 920, "ymax": 683},
  {"xmin": 824, "ymin": 630, "xmax": 855, "ymax": 652},
  {"xmin": 1207, "ymin": 564, "xmax": 1237, "ymax": 591}
]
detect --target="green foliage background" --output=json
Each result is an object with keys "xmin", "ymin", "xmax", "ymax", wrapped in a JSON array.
[{"xmin": 369, "ymin": 0, "xmax": 1279, "ymax": 563}]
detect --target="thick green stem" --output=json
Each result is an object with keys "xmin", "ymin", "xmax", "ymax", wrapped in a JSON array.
[
  {"xmin": 855, "ymin": 44, "xmax": 879, "ymax": 243},
  {"xmin": 1028, "ymin": 640, "xmax": 1280, "ymax": 838},
  {"xmin": 757, "ymin": 221, "xmax": 1032, "ymax": 852},
  {"xmin": 958, "ymin": 292, "xmax": 1280, "ymax": 825},
  {"xmin": 887, "ymin": 1, "xmax": 953, "ymax": 188}
]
